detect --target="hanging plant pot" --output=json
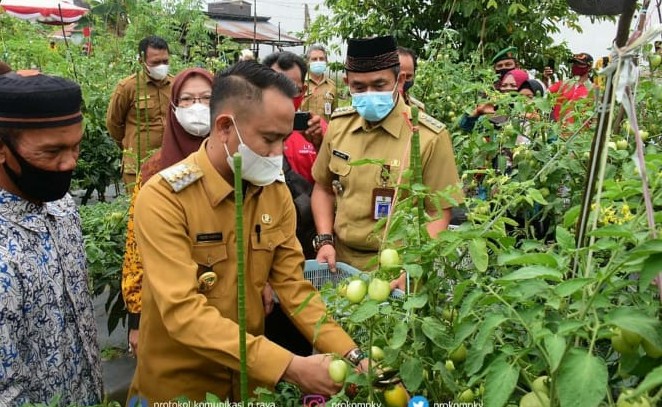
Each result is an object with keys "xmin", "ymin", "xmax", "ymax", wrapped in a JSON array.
[{"xmin": 567, "ymin": 0, "xmax": 627, "ymax": 15}]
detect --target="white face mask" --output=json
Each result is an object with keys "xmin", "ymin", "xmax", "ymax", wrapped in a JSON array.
[
  {"xmin": 175, "ymin": 103, "xmax": 210, "ymax": 137},
  {"xmin": 146, "ymin": 63, "xmax": 169, "ymax": 80},
  {"xmin": 224, "ymin": 117, "xmax": 285, "ymax": 186}
]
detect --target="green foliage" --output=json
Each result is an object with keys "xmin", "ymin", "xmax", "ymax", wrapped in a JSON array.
[
  {"xmin": 307, "ymin": 0, "xmax": 592, "ymax": 68},
  {"xmin": 79, "ymin": 197, "xmax": 129, "ymax": 334}
]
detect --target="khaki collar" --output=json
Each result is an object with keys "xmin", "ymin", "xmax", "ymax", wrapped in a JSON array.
[
  {"xmin": 348, "ymin": 96, "xmax": 411, "ymax": 138},
  {"xmin": 191, "ymin": 139, "xmax": 234, "ymax": 207}
]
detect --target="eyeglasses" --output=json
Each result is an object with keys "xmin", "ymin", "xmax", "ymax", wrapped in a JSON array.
[{"xmin": 178, "ymin": 95, "xmax": 212, "ymax": 106}]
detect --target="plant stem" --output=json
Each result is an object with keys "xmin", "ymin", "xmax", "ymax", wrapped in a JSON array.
[{"xmin": 233, "ymin": 153, "xmax": 248, "ymax": 403}]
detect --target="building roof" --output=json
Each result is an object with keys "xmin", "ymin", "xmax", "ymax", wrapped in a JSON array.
[{"xmin": 205, "ymin": 18, "xmax": 303, "ymax": 47}]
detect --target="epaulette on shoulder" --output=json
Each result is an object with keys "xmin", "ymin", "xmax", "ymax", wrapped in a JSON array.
[
  {"xmin": 418, "ymin": 112, "xmax": 446, "ymax": 134},
  {"xmin": 410, "ymin": 96, "xmax": 426, "ymax": 111},
  {"xmin": 159, "ymin": 163, "xmax": 203, "ymax": 192},
  {"xmin": 331, "ymin": 106, "xmax": 357, "ymax": 118}
]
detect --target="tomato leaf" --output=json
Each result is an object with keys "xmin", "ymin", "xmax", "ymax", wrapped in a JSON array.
[
  {"xmin": 403, "ymin": 292, "xmax": 428, "ymax": 310},
  {"xmin": 556, "ymin": 348, "xmax": 608, "ymax": 407},
  {"xmin": 640, "ymin": 252, "xmax": 662, "ymax": 292},
  {"xmin": 605, "ymin": 308, "xmax": 662, "ymax": 349},
  {"xmin": 543, "ymin": 334, "xmax": 567, "ymax": 373},
  {"xmin": 389, "ymin": 321, "xmax": 408, "ymax": 349},
  {"xmin": 349, "ymin": 301, "xmax": 379, "ymax": 323},
  {"xmin": 421, "ymin": 317, "xmax": 449, "ymax": 348},
  {"xmin": 498, "ymin": 252, "xmax": 560, "ymax": 268},
  {"xmin": 468, "ymin": 237, "xmax": 488, "ymax": 272},
  {"xmin": 630, "ymin": 365, "xmax": 662, "ymax": 399},
  {"xmin": 556, "ymin": 225, "xmax": 575, "ymax": 251},
  {"xmin": 498, "ymin": 266, "xmax": 563, "ymax": 282},
  {"xmin": 554, "ymin": 278, "xmax": 594, "ymax": 297},
  {"xmin": 484, "ymin": 357, "xmax": 519, "ymax": 407},
  {"xmin": 400, "ymin": 357, "xmax": 424, "ymax": 392}
]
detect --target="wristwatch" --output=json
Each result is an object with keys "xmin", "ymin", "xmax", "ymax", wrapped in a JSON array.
[
  {"xmin": 312, "ymin": 234, "xmax": 335, "ymax": 252},
  {"xmin": 345, "ymin": 348, "xmax": 365, "ymax": 366}
]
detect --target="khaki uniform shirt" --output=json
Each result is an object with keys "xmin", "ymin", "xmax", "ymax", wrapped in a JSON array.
[
  {"xmin": 312, "ymin": 98, "xmax": 463, "ymax": 268},
  {"xmin": 128, "ymin": 142, "xmax": 356, "ymax": 403},
  {"xmin": 106, "ymin": 71, "xmax": 172, "ymax": 174},
  {"xmin": 303, "ymin": 76, "xmax": 337, "ymax": 119}
]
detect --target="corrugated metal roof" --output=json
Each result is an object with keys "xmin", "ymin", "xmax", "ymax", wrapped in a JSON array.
[{"xmin": 205, "ymin": 18, "xmax": 303, "ymax": 46}]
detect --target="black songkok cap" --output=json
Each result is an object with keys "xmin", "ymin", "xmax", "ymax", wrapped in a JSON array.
[
  {"xmin": 345, "ymin": 35, "xmax": 399, "ymax": 73},
  {"xmin": 0, "ymin": 70, "xmax": 83, "ymax": 129}
]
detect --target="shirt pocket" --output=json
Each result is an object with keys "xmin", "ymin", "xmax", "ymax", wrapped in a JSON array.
[
  {"xmin": 250, "ymin": 229, "xmax": 287, "ymax": 285},
  {"xmin": 134, "ymin": 96, "xmax": 157, "ymax": 112},
  {"xmin": 191, "ymin": 243, "xmax": 228, "ymax": 298}
]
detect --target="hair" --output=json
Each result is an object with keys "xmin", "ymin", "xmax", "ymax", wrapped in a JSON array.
[
  {"xmin": 0, "ymin": 128, "xmax": 21, "ymax": 148},
  {"xmin": 306, "ymin": 44, "xmax": 327, "ymax": 60},
  {"xmin": 210, "ymin": 61, "xmax": 298, "ymax": 124},
  {"xmin": 396, "ymin": 46, "xmax": 417, "ymax": 72},
  {"xmin": 0, "ymin": 61, "xmax": 11, "ymax": 75},
  {"xmin": 138, "ymin": 36, "xmax": 169, "ymax": 59},
  {"xmin": 262, "ymin": 51, "xmax": 308, "ymax": 82}
]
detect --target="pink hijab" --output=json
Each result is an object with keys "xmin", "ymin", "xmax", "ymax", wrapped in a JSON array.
[{"xmin": 501, "ymin": 69, "xmax": 529, "ymax": 89}]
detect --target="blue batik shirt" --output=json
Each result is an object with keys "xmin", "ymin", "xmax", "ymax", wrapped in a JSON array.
[{"xmin": 0, "ymin": 189, "xmax": 103, "ymax": 406}]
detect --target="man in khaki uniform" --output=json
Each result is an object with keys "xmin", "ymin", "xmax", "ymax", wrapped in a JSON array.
[
  {"xmin": 128, "ymin": 62, "xmax": 364, "ymax": 404},
  {"xmin": 302, "ymin": 44, "xmax": 337, "ymax": 120},
  {"xmin": 311, "ymin": 36, "xmax": 463, "ymax": 278},
  {"xmin": 106, "ymin": 36, "xmax": 172, "ymax": 190},
  {"xmin": 397, "ymin": 46, "xmax": 425, "ymax": 111}
]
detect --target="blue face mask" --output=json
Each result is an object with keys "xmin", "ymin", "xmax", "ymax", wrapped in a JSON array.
[
  {"xmin": 351, "ymin": 84, "xmax": 397, "ymax": 122},
  {"xmin": 309, "ymin": 61, "xmax": 327, "ymax": 75}
]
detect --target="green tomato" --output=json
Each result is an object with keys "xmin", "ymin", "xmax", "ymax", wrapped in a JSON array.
[
  {"xmin": 616, "ymin": 139, "xmax": 629, "ymax": 150},
  {"xmin": 611, "ymin": 328, "xmax": 639, "ymax": 354},
  {"xmin": 449, "ymin": 343, "xmax": 467, "ymax": 363},
  {"xmin": 444, "ymin": 359, "xmax": 455, "ymax": 372},
  {"xmin": 380, "ymin": 248, "xmax": 401, "ymax": 268},
  {"xmin": 648, "ymin": 53, "xmax": 662, "ymax": 70},
  {"xmin": 519, "ymin": 392, "xmax": 550, "ymax": 407},
  {"xmin": 642, "ymin": 338, "xmax": 662, "ymax": 358},
  {"xmin": 346, "ymin": 280, "xmax": 367, "ymax": 304},
  {"xmin": 368, "ymin": 278, "xmax": 391, "ymax": 302},
  {"xmin": 608, "ymin": 141, "xmax": 618, "ymax": 150},
  {"xmin": 539, "ymin": 187, "xmax": 550, "ymax": 198},
  {"xmin": 458, "ymin": 389, "xmax": 475, "ymax": 402},
  {"xmin": 531, "ymin": 376, "xmax": 549, "ymax": 396},
  {"xmin": 639, "ymin": 130, "xmax": 649, "ymax": 141},
  {"xmin": 441, "ymin": 307, "xmax": 457, "ymax": 322},
  {"xmin": 328, "ymin": 359, "xmax": 348, "ymax": 383},
  {"xmin": 616, "ymin": 389, "xmax": 651, "ymax": 407},
  {"xmin": 621, "ymin": 328, "xmax": 642, "ymax": 346},
  {"xmin": 371, "ymin": 346, "xmax": 385, "ymax": 361}
]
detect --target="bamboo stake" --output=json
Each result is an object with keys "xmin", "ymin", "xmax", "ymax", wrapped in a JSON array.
[{"xmin": 233, "ymin": 153, "xmax": 248, "ymax": 403}]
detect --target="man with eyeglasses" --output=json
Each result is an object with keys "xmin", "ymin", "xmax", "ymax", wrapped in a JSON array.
[{"xmin": 106, "ymin": 35, "xmax": 173, "ymax": 191}]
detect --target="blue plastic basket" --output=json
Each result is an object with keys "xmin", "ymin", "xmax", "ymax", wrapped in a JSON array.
[{"xmin": 303, "ymin": 260, "xmax": 404, "ymax": 299}]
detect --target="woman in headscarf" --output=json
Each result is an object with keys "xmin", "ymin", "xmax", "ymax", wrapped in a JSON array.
[{"xmin": 121, "ymin": 67, "xmax": 214, "ymax": 355}]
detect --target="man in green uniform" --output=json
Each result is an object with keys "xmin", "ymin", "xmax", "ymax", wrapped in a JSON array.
[
  {"xmin": 492, "ymin": 46, "xmax": 520, "ymax": 90},
  {"xmin": 302, "ymin": 44, "xmax": 337, "ymax": 120},
  {"xmin": 106, "ymin": 36, "xmax": 173, "ymax": 190},
  {"xmin": 311, "ymin": 35, "xmax": 464, "ymax": 279},
  {"xmin": 128, "ymin": 61, "xmax": 366, "ymax": 404}
]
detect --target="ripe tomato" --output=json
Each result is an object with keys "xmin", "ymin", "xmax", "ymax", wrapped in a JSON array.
[
  {"xmin": 328, "ymin": 359, "xmax": 348, "ymax": 383},
  {"xmin": 383, "ymin": 384, "xmax": 409, "ymax": 407},
  {"xmin": 346, "ymin": 280, "xmax": 367, "ymax": 304},
  {"xmin": 368, "ymin": 278, "xmax": 391, "ymax": 302}
]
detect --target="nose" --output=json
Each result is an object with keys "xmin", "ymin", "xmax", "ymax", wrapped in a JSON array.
[{"xmin": 58, "ymin": 149, "xmax": 79, "ymax": 171}]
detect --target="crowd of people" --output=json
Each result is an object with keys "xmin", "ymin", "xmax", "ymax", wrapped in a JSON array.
[{"xmin": 0, "ymin": 33, "xmax": 603, "ymax": 406}]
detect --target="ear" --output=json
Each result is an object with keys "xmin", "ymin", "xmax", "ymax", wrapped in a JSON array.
[
  {"xmin": 396, "ymin": 71, "xmax": 406, "ymax": 87},
  {"xmin": 343, "ymin": 74, "xmax": 348, "ymax": 85},
  {"xmin": 213, "ymin": 114, "xmax": 235, "ymax": 144}
]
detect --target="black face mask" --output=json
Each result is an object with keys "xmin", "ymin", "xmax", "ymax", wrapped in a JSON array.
[
  {"xmin": 497, "ymin": 68, "xmax": 514, "ymax": 78},
  {"xmin": 3, "ymin": 142, "xmax": 73, "ymax": 202},
  {"xmin": 403, "ymin": 80, "xmax": 414, "ymax": 93}
]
